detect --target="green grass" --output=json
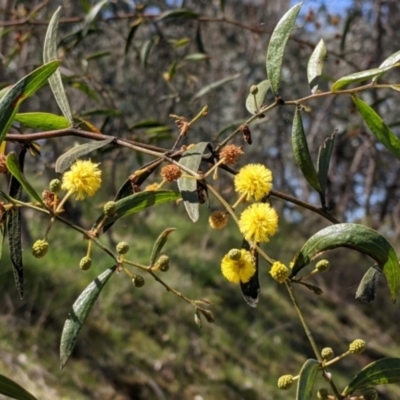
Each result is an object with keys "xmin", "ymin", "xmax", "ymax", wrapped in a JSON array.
[{"xmin": 0, "ymin": 205, "xmax": 400, "ymax": 399}]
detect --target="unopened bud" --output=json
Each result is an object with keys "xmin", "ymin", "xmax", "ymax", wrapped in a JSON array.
[
  {"xmin": 49, "ymin": 179, "xmax": 61, "ymax": 192},
  {"xmin": 250, "ymin": 85, "xmax": 259, "ymax": 95},
  {"xmin": 277, "ymin": 374, "xmax": 293, "ymax": 390},
  {"xmin": 349, "ymin": 339, "xmax": 366, "ymax": 354},
  {"xmin": 133, "ymin": 275, "xmax": 145, "ymax": 288},
  {"xmin": 116, "ymin": 241, "xmax": 130, "ymax": 255},
  {"xmin": 321, "ymin": 347, "xmax": 334, "ymax": 360},
  {"xmin": 316, "ymin": 259, "xmax": 330, "ymax": 272},
  {"xmin": 79, "ymin": 256, "xmax": 92, "ymax": 271},
  {"xmin": 103, "ymin": 201, "xmax": 117, "ymax": 216},
  {"xmin": 32, "ymin": 239, "xmax": 49, "ymax": 258}
]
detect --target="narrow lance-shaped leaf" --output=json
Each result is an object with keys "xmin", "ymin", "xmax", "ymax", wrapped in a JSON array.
[
  {"xmin": 0, "ymin": 373, "xmax": 37, "ymax": 400},
  {"xmin": 55, "ymin": 138, "xmax": 114, "ymax": 174},
  {"xmin": 103, "ymin": 159, "xmax": 164, "ymax": 232},
  {"xmin": 245, "ymin": 80, "xmax": 270, "ymax": 115},
  {"xmin": 372, "ymin": 49, "xmax": 400, "ymax": 83},
  {"xmin": 317, "ymin": 131, "xmax": 336, "ymax": 207},
  {"xmin": 266, "ymin": 3, "xmax": 302, "ymax": 96},
  {"xmin": 43, "ymin": 7, "xmax": 73, "ymax": 124},
  {"xmin": 140, "ymin": 38, "xmax": 155, "ymax": 68},
  {"xmin": 353, "ymin": 96, "xmax": 400, "ymax": 160},
  {"xmin": 343, "ymin": 358, "xmax": 400, "ymax": 396},
  {"xmin": 157, "ymin": 8, "xmax": 199, "ymax": 21},
  {"xmin": 60, "ymin": 266, "xmax": 116, "ymax": 368},
  {"xmin": 7, "ymin": 150, "xmax": 26, "ymax": 300},
  {"xmin": 0, "ymin": 60, "xmax": 60, "ymax": 145},
  {"xmin": 190, "ymin": 74, "xmax": 240, "ymax": 102},
  {"xmin": 14, "ymin": 112, "xmax": 70, "ymax": 131},
  {"xmin": 356, "ymin": 266, "xmax": 380, "ymax": 303},
  {"xmin": 240, "ymin": 239, "xmax": 259, "ymax": 308},
  {"xmin": 177, "ymin": 142, "xmax": 211, "ymax": 222},
  {"xmin": 290, "ymin": 223, "xmax": 400, "ymax": 302},
  {"xmin": 332, "ymin": 64, "xmax": 398, "ymax": 91},
  {"xmin": 149, "ymin": 228, "xmax": 176, "ymax": 267},
  {"xmin": 292, "ymin": 107, "xmax": 322, "ymax": 192},
  {"xmin": 6, "ymin": 152, "xmax": 44, "ymax": 205},
  {"xmin": 83, "ymin": 0, "xmax": 108, "ymax": 36},
  {"xmin": 124, "ymin": 17, "xmax": 143, "ymax": 55},
  {"xmin": 94, "ymin": 190, "xmax": 181, "ymax": 228},
  {"xmin": 307, "ymin": 39, "xmax": 326, "ymax": 93},
  {"xmin": 296, "ymin": 359, "xmax": 320, "ymax": 400}
]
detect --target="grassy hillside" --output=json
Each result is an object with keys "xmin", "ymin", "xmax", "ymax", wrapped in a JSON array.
[{"xmin": 0, "ymin": 204, "xmax": 400, "ymax": 399}]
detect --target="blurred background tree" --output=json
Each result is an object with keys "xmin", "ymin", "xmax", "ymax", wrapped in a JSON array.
[{"xmin": 1, "ymin": 0, "xmax": 400, "ymax": 399}]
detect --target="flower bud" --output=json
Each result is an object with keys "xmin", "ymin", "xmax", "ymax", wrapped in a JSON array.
[
  {"xmin": 277, "ymin": 374, "xmax": 293, "ymax": 390},
  {"xmin": 317, "ymin": 388, "xmax": 329, "ymax": 399},
  {"xmin": 132, "ymin": 275, "xmax": 145, "ymax": 287},
  {"xmin": 316, "ymin": 259, "xmax": 330, "ymax": 272},
  {"xmin": 79, "ymin": 256, "xmax": 92, "ymax": 271},
  {"xmin": 250, "ymin": 85, "xmax": 259, "ymax": 95},
  {"xmin": 49, "ymin": 179, "xmax": 61, "ymax": 192},
  {"xmin": 32, "ymin": 239, "xmax": 49, "ymax": 258},
  {"xmin": 116, "ymin": 241, "xmax": 130, "ymax": 255},
  {"xmin": 228, "ymin": 249, "xmax": 242, "ymax": 261},
  {"xmin": 349, "ymin": 339, "xmax": 366, "ymax": 354},
  {"xmin": 362, "ymin": 388, "xmax": 378, "ymax": 400},
  {"xmin": 155, "ymin": 254, "xmax": 170, "ymax": 272},
  {"xmin": 321, "ymin": 347, "xmax": 334, "ymax": 360},
  {"xmin": 103, "ymin": 201, "xmax": 117, "ymax": 216}
]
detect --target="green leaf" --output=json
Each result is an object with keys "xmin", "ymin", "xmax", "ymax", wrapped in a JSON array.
[
  {"xmin": 184, "ymin": 53, "xmax": 210, "ymax": 61},
  {"xmin": 43, "ymin": 7, "xmax": 73, "ymax": 124},
  {"xmin": 317, "ymin": 131, "xmax": 336, "ymax": 206},
  {"xmin": 14, "ymin": 112, "xmax": 70, "ymax": 131},
  {"xmin": 296, "ymin": 359, "xmax": 319, "ymax": 400},
  {"xmin": 60, "ymin": 266, "xmax": 116, "ymax": 368},
  {"xmin": 140, "ymin": 38, "xmax": 155, "ymax": 68},
  {"xmin": 0, "ymin": 373, "xmax": 37, "ymax": 400},
  {"xmin": 343, "ymin": 358, "xmax": 400, "ymax": 395},
  {"xmin": 55, "ymin": 138, "xmax": 114, "ymax": 174},
  {"xmin": 332, "ymin": 65, "xmax": 397, "ymax": 91},
  {"xmin": 6, "ymin": 152, "xmax": 44, "ymax": 205},
  {"xmin": 70, "ymin": 80, "xmax": 98, "ymax": 101},
  {"xmin": 356, "ymin": 266, "xmax": 380, "ymax": 303},
  {"xmin": 124, "ymin": 17, "xmax": 143, "ymax": 55},
  {"xmin": 0, "ymin": 60, "xmax": 60, "ymax": 144},
  {"xmin": 103, "ymin": 159, "xmax": 163, "ymax": 232},
  {"xmin": 245, "ymin": 80, "xmax": 271, "ymax": 115},
  {"xmin": 7, "ymin": 150, "xmax": 25, "ymax": 300},
  {"xmin": 149, "ymin": 228, "xmax": 176, "ymax": 267},
  {"xmin": 266, "ymin": 3, "xmax": 302, "ymax": 96},
  {"xmin": 158, "ymin": 8, "xmax": 199, "ymax": 21},
  {"xmin": 353, "ymin": 96, "xmax": 400, "ymax": 160},
  {"xmin": 291, "ymin": 223, "xmax": 400, "ymax": 302},
  {"xmin": 190, "ymin": 73, "xmax": 240, "ymax": 103},
  {"xmin": 83, "ymin": 0, "xmax": 108, "ymax": 36},
  {"xmin": 292, "ymin": 107, "xmax": 322, "ymax": 192},
  {"xmin": 177, "ymin": 142, "xmax": 210, "ymax": 222},
  {"xmin": 372, "ymin": 50, "xmax": 400, "ymax": 83},
  {"xmin": 307, "ymin": 39, "xmax": 326, "ymax": 93},
  {"xmin": 85, "ymin": 51, "xmax": 110, "ymax": 61},
  {"xmin": 94, "ymin": 190, "xmax": 181, "ymax": 228}
]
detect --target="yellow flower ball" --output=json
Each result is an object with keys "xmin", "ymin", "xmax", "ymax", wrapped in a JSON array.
[
  {"xmin": 238, "ymin": 202, "xmax": 278, "ymax": 243},
  {"xmin": 234, "ymin": 164, "xmax": 273, "ymax": 201},
  {"xmin": 269, "ymin": 261, "xmax": 289, "ymax": 283},
  {"xmin": 221, "ymin": 249, "xmax": 255, "ymax": 284},
  {"xmin": 61, "ymin": 159, "xmax": 102, "ymax": 200}
]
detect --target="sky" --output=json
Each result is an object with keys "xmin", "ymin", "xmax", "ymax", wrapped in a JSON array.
[{"xmin": 292, "ymin": 0, "xmax": 353, "ymax": 15}]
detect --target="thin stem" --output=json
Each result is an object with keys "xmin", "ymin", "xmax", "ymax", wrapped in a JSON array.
[
  {"xmin": 217, "ymin": 101, "xmax": 279, "ymax": 149},
  {"xmin": 285, "ymin": 281, "xmax": 322, "ymax": 362}
]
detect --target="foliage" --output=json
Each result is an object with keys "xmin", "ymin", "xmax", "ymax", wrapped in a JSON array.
[{"xmin": 1, "ymin": 1, "xmax": 400, "ymax": 399}]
